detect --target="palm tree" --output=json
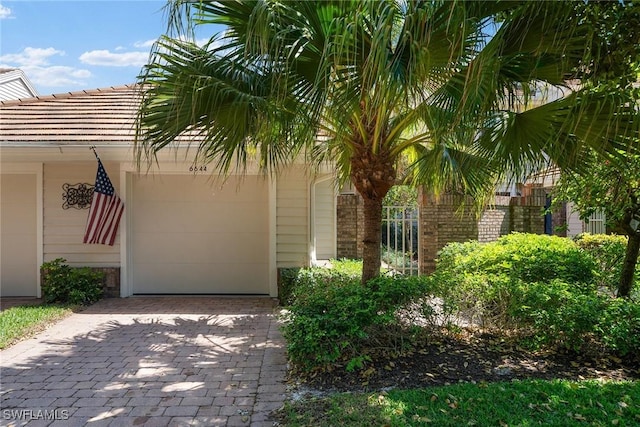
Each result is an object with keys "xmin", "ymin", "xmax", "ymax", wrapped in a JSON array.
[{"xmin": 136, "ymin": 0, "xmax": 639, "ymax": 284}]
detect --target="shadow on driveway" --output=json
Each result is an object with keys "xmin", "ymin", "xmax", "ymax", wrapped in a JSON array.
[{"xmin": 0, "ymin": 297, "xmax": 287, "ymax": 426}]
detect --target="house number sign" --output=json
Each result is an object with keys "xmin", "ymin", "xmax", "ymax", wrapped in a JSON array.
[
  {"xmin": 62, "ymin": 183, "xmax": 94, "ymax": 209},
  {"xmin": 189, "ymin": 165, "xmax": 208, "ymax": 172}
]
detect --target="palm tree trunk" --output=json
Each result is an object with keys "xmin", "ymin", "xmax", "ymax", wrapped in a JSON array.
[
  {"xmin": 618, "ymin": 232, "xmax": 639, "ymax": 298},
  {"xmin": 361, "ymin": 195, "xmax": 383, "ymax": 285}
]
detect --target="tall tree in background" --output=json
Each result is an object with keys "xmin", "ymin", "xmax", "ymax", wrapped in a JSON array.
[
  {"xmin": 136, "ymin": 1, "xmax": 639, "ymax": 284},
  {"xmin": 554, "ymin": 0, "xmax": 640, "ymax": 298},
  {"xmin": 554, "ymin": 152, "xmax": 640, "ymax": 298},
  {"xmin": 577, "ymin": 0, "xmax": 640, "ymax": 85}
]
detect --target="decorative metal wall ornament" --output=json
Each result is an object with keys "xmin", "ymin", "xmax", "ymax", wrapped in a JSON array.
[{"xmin": 62, "ymin": 183, "xmax": 95, "ymax": 209}]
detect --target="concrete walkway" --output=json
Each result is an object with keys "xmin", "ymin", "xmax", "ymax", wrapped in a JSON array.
[{"xmin": 0, "ymin": 297, "xmax": 287, "ymax": 427}]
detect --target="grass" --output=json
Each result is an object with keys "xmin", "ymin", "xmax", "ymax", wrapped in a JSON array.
[
  {"xmin": 279, "ymin": 379, "xmax": 640, "ymax": 426},
  {"xmin": 0, "ymin": 304, "xmax": 76, "ymax": 349}
]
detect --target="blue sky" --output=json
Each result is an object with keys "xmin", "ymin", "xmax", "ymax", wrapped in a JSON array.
[{"xmin": 0, "ymin": 0, "xmax": 206, "ymax": 95}]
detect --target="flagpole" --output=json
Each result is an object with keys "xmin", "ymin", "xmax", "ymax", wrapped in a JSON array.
[{"xmin": 90, "ymin": 145, "xmax": 100, "ymax": 160}]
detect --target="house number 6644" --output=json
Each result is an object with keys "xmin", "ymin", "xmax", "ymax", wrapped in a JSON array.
[{"xmin": 189, "ymin": 165, "xmax": 207, "ymax": 172}]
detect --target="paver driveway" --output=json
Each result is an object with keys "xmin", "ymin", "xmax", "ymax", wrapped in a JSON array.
[{"xmin": 0, "ymin": 297, "xmax": 287, "ymax": 427}]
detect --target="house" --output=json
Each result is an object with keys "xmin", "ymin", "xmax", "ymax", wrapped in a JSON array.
[
  {"xmin": 0, "ymin": 85, "xmax": 337, "ymax": 298},
  {"xmin": 523, "ymin": 168, "xmax": 607, "ymax": 237},
  {"xmin": 0, "ymin": 68, "xmax": 39, "ymax": 100}
]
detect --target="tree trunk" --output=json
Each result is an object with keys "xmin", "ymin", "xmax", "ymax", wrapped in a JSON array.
[
  {"xmin": 348, "ymin": 109, "xmax": 396, "ymax": 285},
  {"xmin": 618, "ymin": 232, "xmax": 640, "ymax": 298},
  {"xmin": 361, "ymin": 195, "xmax": 384, "ymax": 285}
]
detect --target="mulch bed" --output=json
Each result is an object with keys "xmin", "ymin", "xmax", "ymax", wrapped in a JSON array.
[{"xmin": 293, "ymin": 332, "xmax": 640, "ymax": 394}]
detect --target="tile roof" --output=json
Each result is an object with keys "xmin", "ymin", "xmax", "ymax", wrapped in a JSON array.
[{"xmin": 0, "ymin": 85, "xmax": 141, "ymax": 144}]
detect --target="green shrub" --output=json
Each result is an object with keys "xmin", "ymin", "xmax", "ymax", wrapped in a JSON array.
[
  {"xmin": 282, "ymin": 272, "xmax": 371, "ymax": 371},
  {"xmin": 432, "ymin": 234, "xmax": 640, "ymax": 355},
  {"xmin": 435, "ymin": 234, "xmax": 596, "ymax": 284},
  {"xmin": 574, "ymin": 233, "xmax": 637, "ymax": 294},
  {"xmin": 281, "ymin": 271, "xmax": 431, "ymax": 372},
  {"xmin": 279, "ymin": 259, "xmax": 376, "ymax": 306},
  {"xmin": 511, "ymin": 289, "xmax": 640, "ymax": 354},
  {"xmin": 596, "ymin": 297, "xmax": 640, "ymax": 355},
  {"xmin": 41, "ymin": 258, "xmax": 104, "ymax": 305},
  {"xmin": 278, "ymin": 267, "xmax": 301, "ymax": 306},
  {"xmin": 514, "ymin": 282, "xmax": 607, "ymax": 351},
  {"xmin": 475, "ymin": 233, "xmax": 595, "ymax": 284},
  {"xmin": 328, "ymin": 258, "xmax": 365, "ymax": 277},
  {"xmin": 432, "ymin": 233, "xmax": 597, "ymax": 329}
]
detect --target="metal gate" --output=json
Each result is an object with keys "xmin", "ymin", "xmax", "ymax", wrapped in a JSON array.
[
  {"xmin": 585, "ymin": 210, "xmax": 606, "ymax": 234},
  {"xmin": 381, "ymin": 206, "xmax": 419, "ymax": 275}
]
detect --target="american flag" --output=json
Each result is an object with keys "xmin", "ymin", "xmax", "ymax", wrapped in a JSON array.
[{"xmin": 83, "ymin": 159, "xmax": 124, "ymax": 246}]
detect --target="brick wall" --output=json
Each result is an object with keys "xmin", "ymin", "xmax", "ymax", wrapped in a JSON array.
[
  {"xmin": 336, "ymin": 194, "xmax": 364, "ymax": 259},
  {"xmin": 419, "ymin": 194, "xmax": 479, "ymax": 274},
  {"xmin": 478, "ymin": 196, "xmax": 512, "ymax": 243},
  {"xmin": 509, "ymin": 195, "xmax": 546, "ymax": 235},
  {"xmin": 419, "ymin": 193, "xmax": 546, "ymax": 273},
  {"xmin": 92, "ymin": 267, "xmax": 120, "ymax": 298},
  {"xmin": 551, "ymin": 201, "xmax": 567, "ymax": 237},
  {"xmin": 337, "ymin": 191, "xmax": 546, "ymax": 274},
  {"xmin": 478, "ymin": 207, "xmax": 511, "ymax": 242}
]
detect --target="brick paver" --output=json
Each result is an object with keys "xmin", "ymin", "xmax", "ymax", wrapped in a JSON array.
[{"xmin": 0, "ymin": 297, "xmax": 287, "ymax": 426}]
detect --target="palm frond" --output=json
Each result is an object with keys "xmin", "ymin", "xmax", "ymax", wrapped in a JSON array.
[{"xmin": 137, "ymin": 0, "xmax": 639, "ymax": 202}]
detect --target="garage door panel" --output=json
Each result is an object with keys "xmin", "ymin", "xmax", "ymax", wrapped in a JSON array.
[
  {"xmin": 131, "ymin": 174, "xmax": 270, "ymax": 294},
  {"xmin": 132, "ymin": 176, "xmax": 211, "ymax": 201},
  {"xmin": 205, "ymin": 180, "xmax": 268, "ymax": 201},
  {"xmin": 1, "ymin": 174, "xmax": 38, "ymax": 297},
  {"xmin": 198, "ymin": 204, "xmax": 267, "ymax": 231},
  {"xmin": 134, "ymin": 262, "xmax": 269, "ymax": 294},
  {"xmin": 134, "ymin": 176, "xmax": 267, "ymax": 202},
  {"xmin": 2, "ymin": 203, "xmax": 37, "ymax": 225},
  {"xmin": 133, "ymin": 201, "xmax": 267, "ymax": 233},
  {"xmin": 133, "ymin": 232, "xmax": 268, "ymax": 264},
  {"xmin": 1, "ymin": 236, "xmax": 37, "ymax": 293},
  {"xmin": 203, "ymin": 233, "xmax": 269, "ymax": 259},
  {"xmin": 133, "ymin": 202, "xmax": 213, "ymax": 232}
]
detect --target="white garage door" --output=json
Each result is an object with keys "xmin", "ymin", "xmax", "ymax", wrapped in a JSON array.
[
  {"xmin": 0, "ymin": 174, "xmax": 38, "ymax": 297},
  {"xmin": 130, "ymin": 174, "xmax": 270, "ymax": 294}
]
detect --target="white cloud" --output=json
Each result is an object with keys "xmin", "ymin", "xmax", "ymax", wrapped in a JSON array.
[
  {"xmin": 79, "ymin": 50, "xmax": 149, "ymax": 67},
  {"xmin": 0, "ymin": 4, "xmax": 12, "ymax": 19},
  {"xmin": 0, "ymin": 64, "xmax": 92, "ymax": 89},
  {"xmin": 0, "ymin": 47, "xmax": 64, "ymax": 66},
  {"xmin": 202, "ymin": 38, "xmax": 218, "ymax": 48},
  {"xmin": 0, "ymin": 46, "xmax": 91, "ymax": 91},
  {"xmin": 176, "ymin": 35, "xmax": 214, "ymax": 48},
  {"xmin": 134, "ymin": 39, "xmax": 157, "ymax": 49}
]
